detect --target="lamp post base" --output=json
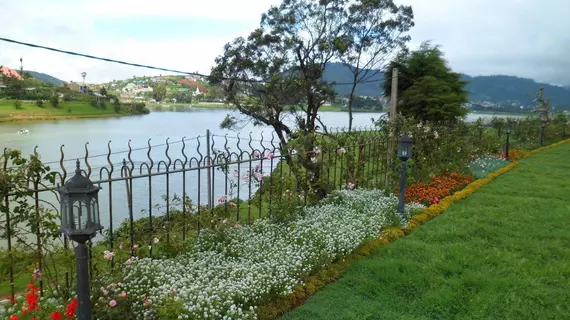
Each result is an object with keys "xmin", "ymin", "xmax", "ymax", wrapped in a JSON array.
[
  {"xmin": 398, "ymin": 161, "xmax": 407, "ymax": 221},
  {"xmin": 75, "ymin": 241, "xmax": 92, "ymax": 320}
]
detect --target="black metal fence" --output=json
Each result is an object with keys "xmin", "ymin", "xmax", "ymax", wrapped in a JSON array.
[{"xmin": 1, "ymin": 118, "xmax": 568, "ymax": 300}]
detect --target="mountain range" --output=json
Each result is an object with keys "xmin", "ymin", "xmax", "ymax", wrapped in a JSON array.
[
  {"xmin": 323, "ymin": 62, "xmax": 570, "ymax": 109},
  {"xmin": 21, "ymin": 64, "xmax": 570, "ymax": 110},
  {"xmin": 25, "ymin": 70, "xmax": 64, "ymax": 86}
]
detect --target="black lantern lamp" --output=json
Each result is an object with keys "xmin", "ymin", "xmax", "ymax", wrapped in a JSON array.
[
  {"xmin": 58, "ymin": 160, "xmax": 102, "ymax": 320},
  {"xmin": 397, "ymin": 135, "xmax": 413, "ymax": 219},
  {"xmin": 397, "ymin": 135, "xmax": 413, "ymax": 161},
  {"xmin": 58, "ymin": 160, "xmax": 102, "ymax": 243}
]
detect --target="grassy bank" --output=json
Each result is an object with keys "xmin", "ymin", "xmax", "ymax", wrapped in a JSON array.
[
  {"xmin": 0, "ymin": 100, "xmax": 142, "ymax": 123},
  {"xmin": 282, "ymin": 143, "xmax": 570, "ymax": 320}
]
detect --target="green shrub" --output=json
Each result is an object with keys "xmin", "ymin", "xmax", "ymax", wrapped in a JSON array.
[
  {"xmin": 13, "ymin": 100, "xmax": 23, "ymax": 109},
  {"xmin": 35, "ymin": 99, "xmax": 44, "ymax": 107},
  {"xmin": 50, "ymin": 95, "xmax": 59, "ymax": 108}
]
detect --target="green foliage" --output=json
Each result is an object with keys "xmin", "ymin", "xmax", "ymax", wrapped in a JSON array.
[
  {"xmin": 384, "ymin": 42, "xmax": 469, "ymax": 121},
  {"xmin": 211, "ymin": 0, "xmax": 417, "ymax": 199},
  {"xmin": 532, "ymin": 88, "xmax": 552, "ymax": 122},
  {"xmin": 337, "ymin": 0, "xmax": 414, "ymax": 130},
  {"xmin": 121, "ymin": 102, "xmax": 150, "ymax": 115},
  {"xmin": 49, "ymin": 95, "xmax": 59, "ymax": 108},
  {"xmin": 152, "ymin": 83, "xmax": 167, "ymax": 102},
  {"xmin": 13, "ymin": 100, "xmax": 23, "ymax": 109},
  {"xmin": 0, "ymin": 150, "xmax": 71, "ymax": 297},
  {"xmin": 35, "ymin": 99, "xmax": 44, "ymax": 108}
]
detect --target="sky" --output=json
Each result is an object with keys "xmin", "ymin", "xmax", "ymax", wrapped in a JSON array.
[{"xmin": 1, "ymin": 0, "xmax": 569, "ymax": 86}]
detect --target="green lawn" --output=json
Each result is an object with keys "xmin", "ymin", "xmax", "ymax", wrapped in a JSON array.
[
  {"xmin": 0, "ymin": 99, "xmax": 121, "ymax": 122},
  {"xmin": 281, "ymin": 143, "xmax": 570, "ymax": 320}
]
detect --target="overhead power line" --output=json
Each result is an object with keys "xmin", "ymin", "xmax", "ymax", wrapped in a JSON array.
[{"xmin": 0, "ymin": 37, "xmax": 386, "ymax": 86}]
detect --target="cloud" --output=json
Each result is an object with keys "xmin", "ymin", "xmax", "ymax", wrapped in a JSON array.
[
  {"xmin": 80, "ymin": 0, "xmax": 280, "ymax": 21},
  {"xmin": 1, "ymin": 0, "xmax": 570, "ymax": 85},
  {"xmin": 398, "ymin": 0, "xmax": 570, "ymax": 85},
  {"xmin": 0, "ymin": 0, "xmax": 280, "ymax": 83}
]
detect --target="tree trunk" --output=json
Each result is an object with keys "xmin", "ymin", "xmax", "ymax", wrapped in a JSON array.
[{"xmin": 347, "ymin": 82, "xmax": 358, "ymax": 132}]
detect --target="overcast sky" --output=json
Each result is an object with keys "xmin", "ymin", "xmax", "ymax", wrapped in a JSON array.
[{"xmin": 1, "ymin": 0, "xmax": 569, "ymax": 86}]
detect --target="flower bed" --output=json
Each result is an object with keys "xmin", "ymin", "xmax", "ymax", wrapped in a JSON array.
[
  {"xmin": 396, "ymin": 172, "xmax": 473, "ymax": 206},
  {"xmin": 499, "ymin": 148, "xmax": 523, "ymax": 160},
  {"xmin": 1, "ymin": 280, "xmax": 77, "ymax": 320},
  {"xmin": 110, "ymin": 190, "xmax": 422, "ymax": 320},
  {"xmin": 469, "ymin": 154, "xmax": 509, "ymax": 178}
]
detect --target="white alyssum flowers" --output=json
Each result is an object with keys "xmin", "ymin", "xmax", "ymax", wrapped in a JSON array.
[{"xmin": 120, "ymin": 190, "xmax": 423, "ymax": 320}]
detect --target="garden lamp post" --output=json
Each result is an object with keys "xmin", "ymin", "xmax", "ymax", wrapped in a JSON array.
[
  {"xmin": 57, "ymin": 160, "xmax": 102, "ymax": 320},
  {"xmin": 505, "ymin": 124, "xmax": 511, "ymax": 161},
  {"xmin": 397, "ymin": 135, "xmax": 413, "ymax": 219},
  {"xmin": 540, "ymin": 121, "xmax": 547, "ymax": 146}
]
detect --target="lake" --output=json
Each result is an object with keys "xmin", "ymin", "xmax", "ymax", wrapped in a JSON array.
[{"xmin": 0, "ymin": 108, "xmax": 520, "ymax": 242}]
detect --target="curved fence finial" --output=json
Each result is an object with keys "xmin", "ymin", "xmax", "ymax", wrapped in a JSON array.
[
  {"xmin": 181, "ymin": 137, "xmax": 188, "ymax": 167},
  {"xmin": 196, "ymin": 136, "xmax": 203, "ymax": 163},
  {"xmin": 165, "ymin": 138, "xmax": 172, "ymax": 167},
  {"xmin": 236, "ymin": 133, "xmax": 243, "ymax": 154},
  {"xmin": 59, "ymin": 145, "xmax": 67, "ymax": 183},
  {"xmin": 146, "ymin": 139, "xmax": 154, "ymax": 171},
  {"xmin": 127, "ymin": 140, "xmax": 134, "ymax": 172},
  {"xmin": 84, "ymin": 142, "xmax": 91, "ymax": 178},
  {"xmin": 107, "ymin": 141, "xmax": 114, "ymax": 176}
]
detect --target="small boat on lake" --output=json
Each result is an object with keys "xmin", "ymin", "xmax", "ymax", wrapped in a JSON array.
[{"xmin": 18, "ymin": 128, "xmax": 29, "ymax": 134}]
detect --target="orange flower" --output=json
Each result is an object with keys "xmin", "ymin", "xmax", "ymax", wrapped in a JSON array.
[{"xmin": 396, "ymin": 172, "xmax": 473, "ymax": 206}]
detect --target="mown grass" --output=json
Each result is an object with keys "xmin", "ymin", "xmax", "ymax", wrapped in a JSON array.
[
  {"xmin": 281, "ymin": 143, "xmax": 570, "ymax": 320},
  {"xmin": 0, "ymin": 99, "xmax": 123, "ymax": 123}
]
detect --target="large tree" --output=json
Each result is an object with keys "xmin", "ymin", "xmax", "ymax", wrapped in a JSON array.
[
  {"xmin": 340, "ymin": 0, "xmax": 414, "ymax": 131},
  {"xmin": 210, "ymin": 0, "xmax": 411, "ymax": 199},
  {"xmin": 211, "ymin": 0, "xmax": 350, "ymax": 196},
  {"xmin": 383, "ymin": 42, "xmax": 469, "ymax": 122}
]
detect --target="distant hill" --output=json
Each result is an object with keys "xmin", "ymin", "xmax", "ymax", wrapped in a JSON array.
[
  {"xmin": 461, "ymin": 74, "xmax": 570, "ymax": 109},
  {"xmin": 25, "ymin": 71, "xmax": 64, "ymax": 86},
  {"xmin": 323, "ymin": 62, "xmax": 384, "ymax": 97},
  {"xmin": 322, "ymin": 62, "xmax": 570, "ymax": 109}
]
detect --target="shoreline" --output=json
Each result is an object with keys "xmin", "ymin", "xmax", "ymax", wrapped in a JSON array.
[
  {"xmin": 0, "ymin": 113, "xmax": 128, "ymax": 124},
  {"xmin": 151, "ymin": 103, "xmax": 531, "ymax": 116},
  {"xmin": 0, "ymin": 101, "xmax": 531, "ymax": 125},
  {"xmin": 150, "ymin": 103, "xmax": 386, "ymax": 113}
]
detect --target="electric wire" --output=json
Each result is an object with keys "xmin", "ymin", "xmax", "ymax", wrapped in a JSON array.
[{"xmin": 0, "ymin": 37, "xmax": 388, "ymax": 86}]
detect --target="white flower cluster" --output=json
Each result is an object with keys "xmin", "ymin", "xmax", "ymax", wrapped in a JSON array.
[{"xmin": 121, "ymin": 190, "xmax": 423, "ymax": 320}]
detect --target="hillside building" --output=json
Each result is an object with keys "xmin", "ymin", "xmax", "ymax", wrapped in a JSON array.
[{"xmin": 0, "ymin": 66, "xmax": 23, "ymax": 81}]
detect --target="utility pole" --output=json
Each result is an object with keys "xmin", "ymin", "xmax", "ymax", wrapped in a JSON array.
[
  {"xmin": 81, "ymin": 72, "xmax": 87, "ymax": 93},
  {"xmin": 385, "ymin": 68, "xmax": 399, "ymax": 189},
  {"xmin": 390, "ymin": 68, "xmax": 398, "ymax": 121},
  {"xmin": 19, "ymin": 58, "xmax": 23, "ymax": 101}
]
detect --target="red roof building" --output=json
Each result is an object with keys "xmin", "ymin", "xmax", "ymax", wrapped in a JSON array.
[
  {"xmin": 178, "ymin": 79, "xmax": 208, "ymax": 93},
  {"xmin": 0, "ymin": 66, "xmax": 23, "ymax": 80}
]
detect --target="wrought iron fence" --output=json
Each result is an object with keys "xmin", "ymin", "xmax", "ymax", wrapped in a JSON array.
[{"xmin": 0, "ymin": 118, "xmax": 568, "ymax": 300}]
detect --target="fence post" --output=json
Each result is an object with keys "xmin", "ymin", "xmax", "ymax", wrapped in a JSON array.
[{"xmin": 206, "ymin": 130, "xmax": 213, "ymax": 209}]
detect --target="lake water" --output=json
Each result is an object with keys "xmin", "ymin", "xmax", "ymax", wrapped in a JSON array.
[
  {"xmin": 0, "ymin": 109, "xmax": 518, "ymax": 163},
  {"xmin": 0, "ymin": 108, "xmax": 519, "ymax": 242}
]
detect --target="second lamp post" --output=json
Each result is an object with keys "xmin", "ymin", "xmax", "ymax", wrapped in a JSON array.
[
  {"xmin": 505, "ymin": 124, "xmax": 511, "ymax": 161},
  {"xmin": 397, "ymin": 135, "xmax": 413, "ymax": 220},
  {"xmin": 58, "ymin": 160, "xmax": 103, "ymax": 320}
]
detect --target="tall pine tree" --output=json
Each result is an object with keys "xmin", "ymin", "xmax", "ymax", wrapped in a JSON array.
[{"xmin": 384, "ymin": 42, "xmax": 468, "ymax": 122}]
